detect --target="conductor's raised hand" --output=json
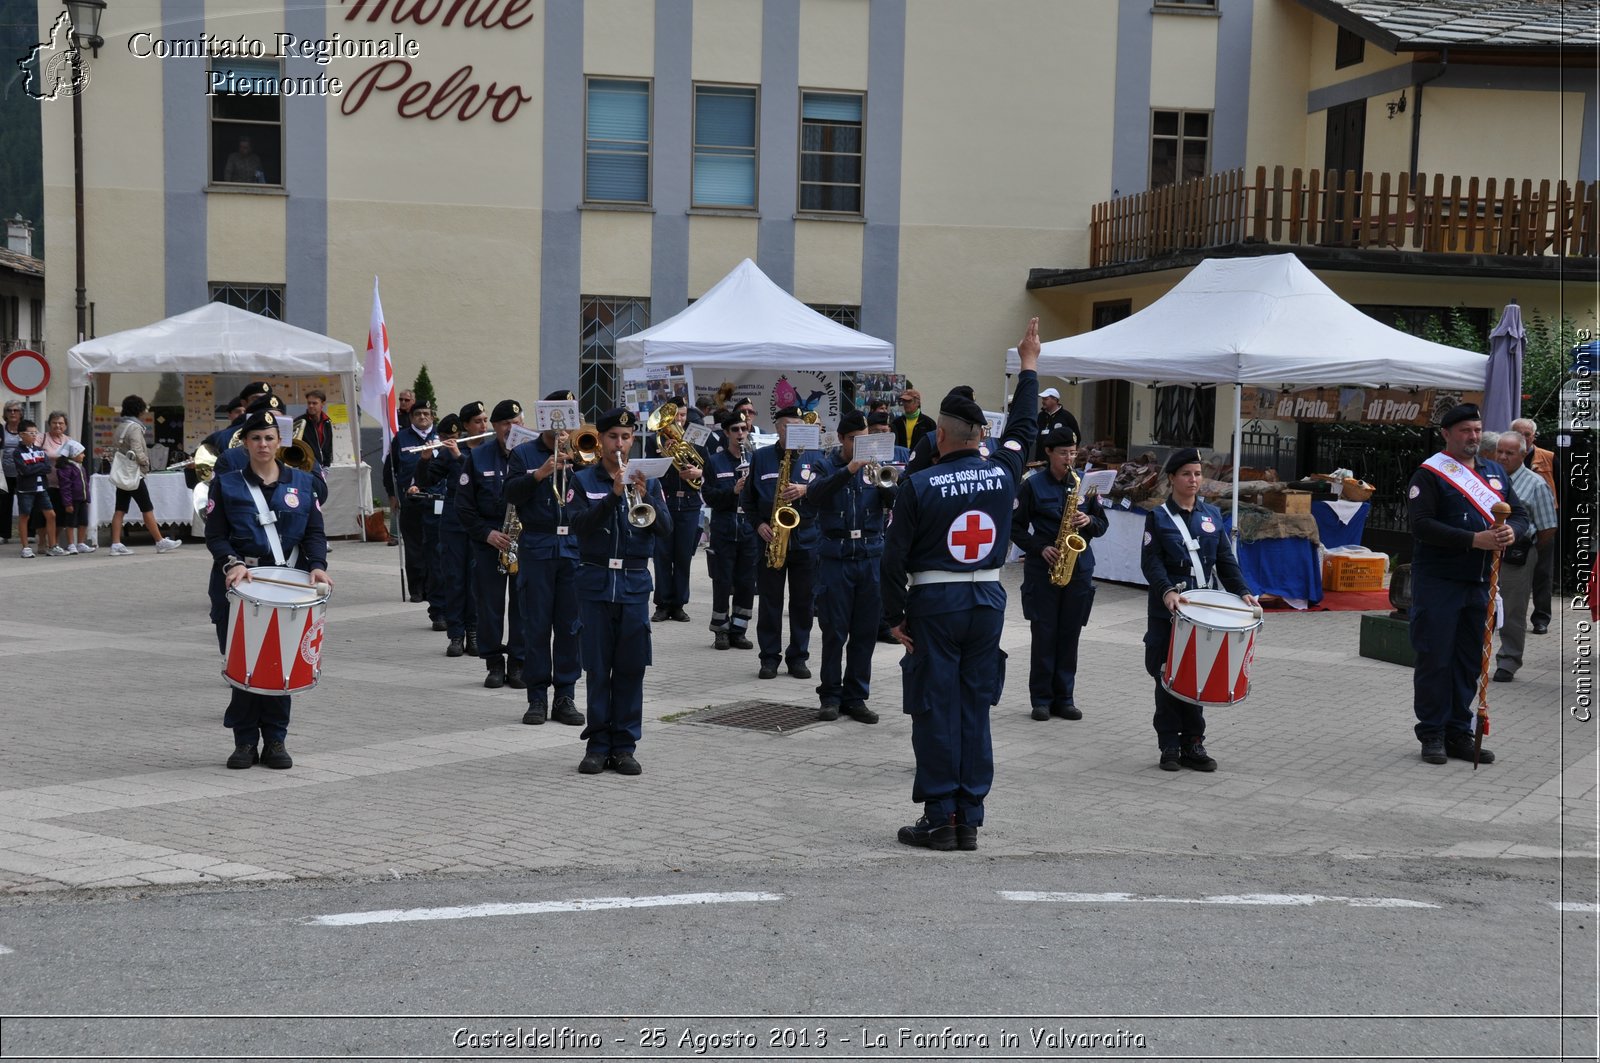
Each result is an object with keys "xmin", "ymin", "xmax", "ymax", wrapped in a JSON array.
[{"xmin": 1017, "ymin": 317, "xmax": 1041, "ymax": 373}]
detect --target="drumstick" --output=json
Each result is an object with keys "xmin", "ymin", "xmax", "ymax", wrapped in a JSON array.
[
  {"xmin": 1177, "ymin": 595, "xmax": 1264, "ymax": 619},
  {"xmin": 244, "ymin": 574, "xmax": 328, "ymax": 593}
]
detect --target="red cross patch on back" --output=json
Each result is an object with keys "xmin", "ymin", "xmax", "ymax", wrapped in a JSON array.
[{"xmin": 946, "ymin": 509, "xmax": 996, "ymax": 563}]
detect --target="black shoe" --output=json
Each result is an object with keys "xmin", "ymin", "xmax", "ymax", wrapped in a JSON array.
[
  {"xmin": 431, "ymin": 619, "xmax": 447, "ymax": 632},
  {"xmin": 409, "ymin": 592, "xmax": 425, "ymax": 603},
  {"xmin": 842, "ymin": 700, "xmax": 879, "ymax": 725},
  {"xmin": 578, "ymin": 752, "xmax": 607, "ymax": 775},
  {"xmin": 1159, "ymin": 748, "xmax": 1182, "ymax": 772},
  {"xmin": 818, "ymin": 700, "xmax": 841, "ymax": 722},
  {"xmin": 1052, "ymin": 701, "xmax": 1083, "ymax": 721},
  {"xmin": 446, "ymin": 636, "xmax": 465, "ymax": 658},
  {"xmin": 484, "ymin": 658, "xmax": 506, "ymax": 689},
  {"xmin": 608, "ymin": 753, "xmax": 642, "ymax": 776},
  {"xmin": 1493, "ymin": 668, "xmax": 1514, "ymax": 683},
  {"xmin": 652, "ymin": 606, "xmax": 670, "ymax": 623},
  {"xmin": 551, "ymin": 696, "xmax": 585, "ymax": 726},
  {"xmin": 1531, "ymin": 623, "xmax": 1549, "ymax": 635},
  {"xmin": 897, "ymin": 815, "xmax": 957, "ymax": 851},
  {"xmin": 1444, "ymin": 734, "xmax": 1494, "ymax": 764},
  {"xmin": 464, "ymin": 632, "xmax": 480, "ymax": 656},
  {"xmin": 522, "ymin": 701, "xmax": 547, "ymax": 725},
  {"xmin": 226, "ymin": 743, "xmax": 258, "ymax": 769},
  {"xmin": 505, "ymin": 666, "xmax": 527, "ymax": 690},
  {"xmin": 669, "ymin": 608, "xmax": 690, "ymax": 622},
  {"xmin": 1420, "ymin": 737, "xmax": 1448, "ymax": 765},
  {"xmin": 955, "ymin": 823, "xmax": 978, "ymax": 851},
  {"xmin": 787, "ymin": 663, "xmax": 812, "ymax": 679},
  {"xmin": 261, "ymin": 741, "xmax": 293, "ymax": 770},
  {"xmin": 1031, "ymin": 705, "xmax": 1051, "ymax": 721},
  {"xmin": 1179, "ymin": 742, "xmax": 1217, "ymax": 772},
  {"xmin": 729, "ymin": 633, "xmax": 753, "ymax": 650},
  {"xmin": 758, "ymin": 666, "xmax": 779, "ymax": 680},
  {"xmin": 713, "ymin": 631, "xmax": 730, "ymax": 650}
]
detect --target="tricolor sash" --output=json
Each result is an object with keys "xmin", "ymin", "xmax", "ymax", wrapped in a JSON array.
[{"xmin": 1421, "ymin": 452, "xmax": 1503, "ymax": 523}]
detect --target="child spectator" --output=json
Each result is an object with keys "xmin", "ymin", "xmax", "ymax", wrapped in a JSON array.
[
  {"xmin": 55, "ymin": 455, "xmax": 92, "ymax": 553},
  {"xmin": 14, "ymin": 422, "xmax": 60, "ymax": 558}
]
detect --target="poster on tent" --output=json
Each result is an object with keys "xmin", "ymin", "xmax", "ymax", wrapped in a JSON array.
[
  {"xmin": 692, "ymin": 369, "xmax": 843, "ymax": 432},
  {"xmin": 1240, "ymin": 386, "xmax": 1485, "ymax": 427},
  {"xmin": 181, "ymin": 375, "xmax": 216, "ymax": 453},
  {"xmin": 621, "ymin": 364, "xmax": 691, "ymax": 420}
]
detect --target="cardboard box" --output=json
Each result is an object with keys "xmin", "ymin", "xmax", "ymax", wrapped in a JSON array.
[
  {"xmin": 1325, "ymin": 551, "xmax": 1388, "ymax": 592},
  {"xmin": 1265, "ymin": 489, "xmax": 1313, "ymax": 515}
]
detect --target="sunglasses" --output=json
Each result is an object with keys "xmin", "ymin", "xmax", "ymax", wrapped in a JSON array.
[{"xmin": 728, "ymin": 425, "xmax": 750, "ymax": 433}]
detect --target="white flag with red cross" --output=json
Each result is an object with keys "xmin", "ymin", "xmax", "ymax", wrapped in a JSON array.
[{"xmin": 361, "ymin": 276, "xmax": 398, "ymax": 459}]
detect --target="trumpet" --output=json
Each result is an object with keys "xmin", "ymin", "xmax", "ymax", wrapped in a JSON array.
[
  {"xmin": 619, "ymin": 449, "xmax": 656, "ymax": 528},
  {"xmin": 402, "ymin": 431, "xmax": 494, "ymax": 453},
  {"xmin": 864, "ymin": 462, "xmax": 901, "ymax": 487}
]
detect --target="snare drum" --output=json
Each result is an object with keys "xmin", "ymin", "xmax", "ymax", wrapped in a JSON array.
[
  {"xmin": 223, "ymin": 566, "xmax": 330, "ymax": 695},
  {"xmin": 1161, "ymin": 588, "xmax": 1261, "ymax": 707}
]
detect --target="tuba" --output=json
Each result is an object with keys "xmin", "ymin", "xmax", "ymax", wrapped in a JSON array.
[
  {"xmin": 1048, "ymin": 471, "xmax": 1096, "ymax": 587},
  {"xmin": 646, "ymin": 402, "xmax": 704, "ymax": 487},
  {"xmin": 766, "ymin": 412, "xmax": 818, "ymax": 569},
  {"xmin": 277, "ymin": 436, "xmax": 318, "ymax": 472}
]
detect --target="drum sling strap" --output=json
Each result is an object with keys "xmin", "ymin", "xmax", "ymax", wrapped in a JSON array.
[
  {"xmin": 246, "ymin": 480, "xmax": 300, "ymax": 569},
  {"xmin": 1157, "ymin": 501, "xmax": 1209, "ymax": 592}
]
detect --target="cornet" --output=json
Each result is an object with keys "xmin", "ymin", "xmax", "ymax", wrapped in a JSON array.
[
  {"xmin": 864, "ymin": 462, "xmax": 901, "ymax": 487},
  {"xmin": 619, "ymin": 449, "xmax": 656, "ymax": 528}
]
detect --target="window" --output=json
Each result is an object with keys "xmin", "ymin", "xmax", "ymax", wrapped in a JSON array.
[
  {"xmin": 29, "ymin": 298, "xmax": 42, "ymax": 342},
  {"xmin": 1153, "ymin": 385, "xmax": 1216, "ymax": 448},
  {"xmin": 210, "ymin": 283, "xmax": 284, "ymax": 320},
  {"xmin": 585, "ymin": 78, "xmax": 651, "ymax": 204},
  {"xmin": 799, "ymin": 92, "xmax": 863, "ymax": 214},
  {"xmin": 580, "ymin": 296, "xmax": 650, "ymax": 424},
  {"xmin": 210, "ymin": 60, "xmax": 283, "ymax": 186},
  {"xmin": 807, "ymin": 303, "xmax": 859, "ymax": 330},
  {"xmin": 1335, "ymin": 26, "xmax": 1366, "ymax": 68},
  {"xmin": 1149, "ymin": 109, "xmax": 1210, "ymax": 189},
  {"xmin": 693, "ymin": 84, "xmax": 758, "ymax": 209}
]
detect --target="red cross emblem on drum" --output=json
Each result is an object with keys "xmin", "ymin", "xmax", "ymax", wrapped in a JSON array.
[{"xmin": 946, "ymin": 510, "xmax": 997, "ymax": 563}]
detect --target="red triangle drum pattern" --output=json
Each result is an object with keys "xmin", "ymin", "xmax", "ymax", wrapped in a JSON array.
[
  {"xmin": 1160, "ymin": 592, "xmax": 1261, "ymax": 708},
  {"xmin": 221, "ymin": 569, "xmax": 330, "ymax": 695}
]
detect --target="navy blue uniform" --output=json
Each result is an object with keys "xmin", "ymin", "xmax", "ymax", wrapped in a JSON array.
[
  {"xmin": 1140, "ymin": 498, "xmax": 1252, "ymax": 751},
  {"xmin": 504, "ymin": 436, "xmax": 582, "ymax": 705},
  {"xmin": 203, "ymin": 463, "xmax": 327, "ymax": 748},
  {"xmin": 1011, "ymin": 467, "xmax": 1106, "ymax": 712},
  {"xmin": 646, "ymin": 436, "xmax": 703, "ymax": 613},
  {"xmin": 414, "ymin": 449, "xmax": 447, "ymax": 623},
  {"xmin": 741, "ymin": 443, "xmax": 823, "ymax": 671},
  {"xmin": 702, "ymin": 447, "xmax": 758, "ymax": 639},
  {"xmin": 881, "ymin": 371, "xmax": 1039, "ymax": 829},
  {"xmin": 201, "ymin": 419, "xmax": 245, "ymax": 458},
  {"xmin": 216, "ymin": 443, "xmax": 329, "ymax": 502},
  {"xmin": 1406, "ymin": 455, "xmax": 1530, "ymax": 743},
  {"xmin": 807, "ymin": 447, "xmax": 896, "ymax": 707},
  {"xmin": 567, "ymin": 464, "xmax": 672, "ymax": 760},
  {"xmin": 388, "ymin": 423, "xmax": 436, "ymax": 599},
  {"xmin": 455, "ymin": 438, "xmax": 526, "ymax": 673},
  {"xmin": 418, "ymin": 443, "xmax": 477, "ymax": 639}
]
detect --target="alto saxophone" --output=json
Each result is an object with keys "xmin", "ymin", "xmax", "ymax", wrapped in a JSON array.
[
  {"xmin": 765, "ymin": 412, "xmax": 817, "ymax": 569},
  {"xmin": 497, "ymin": 503, "xmax": 522, "ymax": 576},
  {"xmin": 1048, "ymin": 472, "xmax": 1091, "ymax": 587}
]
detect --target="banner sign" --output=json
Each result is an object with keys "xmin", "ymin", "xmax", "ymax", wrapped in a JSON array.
[
  {"xmin": 1240, "ymin": 386, "xmax": 1485, "ymax": 427},
  {"xmin": 692, "ymin": 370, "xmax": 844, "ymax": 432}
]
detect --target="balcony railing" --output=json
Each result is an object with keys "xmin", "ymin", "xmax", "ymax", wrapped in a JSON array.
[
  {"xmin": 1, "ymin": 338, "xmax": 43, "ymax": 355},
  {"xmin": 1090, "ymin": 166, "xmax": 1598, "ymax": 268}
]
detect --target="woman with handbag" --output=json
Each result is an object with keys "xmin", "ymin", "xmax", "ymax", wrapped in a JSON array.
[{"xmin": 108, "ymin": 395, "xmax": 183, "ymax": 556}]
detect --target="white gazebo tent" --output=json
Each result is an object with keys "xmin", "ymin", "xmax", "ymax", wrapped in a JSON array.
[
  {"xmin": 615, "ymin": 258, "xmax": 895, "ymax": 372},
  {"xmin": 68, "ymin": 302, "xmax": 368, "ymax": 530},
  {"xmin": 1007, "ymin": 254, "xmax": 1487, "ymax": 523}
]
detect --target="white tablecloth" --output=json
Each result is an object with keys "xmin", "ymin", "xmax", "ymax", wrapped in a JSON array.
[{"xmin": 90, "ymin": 464, "xmax": 371, "ymax": 536}]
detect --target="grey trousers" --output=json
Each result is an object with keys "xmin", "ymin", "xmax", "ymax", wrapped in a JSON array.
[{"xmin": 1496, "ymin": 544, "xmax": 1538, "ymax": 675}]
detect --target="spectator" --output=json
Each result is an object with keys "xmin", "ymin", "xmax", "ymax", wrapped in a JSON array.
[
  {"xmin": 222, "ymin": 135, "xmax": 264, "ymax": 184},
  {"xmin": 40, "ymin": 411, "xmax": 87, "ymax": 551},
  {"xmin": 1, "ymin": 400, "xmax": 22, "ymax": 544},
  {"xmin": 293, "ymin": 389, "xmax": 336, "ymax": 467},
  {"xmin": 1491, "ymin": 431, "xmax": 1557, "ymax": 682},
  {"xmin": 13, "ymin": 421, "xmax": 59, "ymax": 557},
  {"xmin": 55, "ymin": 454, "xmax": 92, "ymax": 553},
  {"xmin": 108, "ymin": 395, "xmax": 184, "ymax": 556},
  {"xmin": 1510, "ymin": 417, "xmax": 1558, "ymax": 635}
]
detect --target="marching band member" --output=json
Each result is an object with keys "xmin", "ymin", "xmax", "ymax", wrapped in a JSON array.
[
  {"xmin": 417, "ymin": 409, "xmax": 479, "ymax": 657},
  {"xmin": 389, "ymin": 403, "xmax": 437, "ymax": 605},
  {"xmin": 881, "ymin": 320, "xmax": 1041, "ymax": 852},
  {"xmin": 866, "ymin": 409, "xmax": 912, "ymax": 645},
  {"xmin": 741, "ymin": 406, "xmax": 823, "ymax": 681},
  {"xmin": 647, "ymin": 401, "xmax": 704, "ymax": 624},
  {"xmin": 456, "ymin": 400, "xmax": 527, "ymax": 691},
  {"xmin": 701, "ymin": 409, "xmax": 758, "ymax": 651},
  {"xmin": 1140, "ymin": 448, "xmax": 1259, "ymax": 773},
  {"xmin": 806, "ymin": 410, "xmax": 894, "ymax": 724},
  {"xmin": 205, "ymin": 409, "xmax": 331, "ymax": 771},
  {"xmin": 567, "ymin": 408, "xmax": 672, "ymax": 776},
  {"xmin": 1011, "ymin": 427, "xmax": 1106, "ymax": 721},
  {"xmin": 503, "ymin": 390, "xmax": 587, "ymax": 728},
  {"xmin": 215, "ymin": 394, "xmax": 328, "ymax": 503},
  {"xmin": 201, "ymin": 381, "xmax": 269, "ymax": 455}
]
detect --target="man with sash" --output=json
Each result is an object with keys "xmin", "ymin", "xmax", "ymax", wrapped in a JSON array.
[{"xmin": 1406, "ymin": 403, "xmax": 1529, "ymax": 766}]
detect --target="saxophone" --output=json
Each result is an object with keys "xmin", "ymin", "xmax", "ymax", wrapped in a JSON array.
[
  {"xmin": 1048, "ymin": 471, "xmax": 1090, "ymax": 587},
  {"xmin": 765, "ymin": 412, "xmax": 817, "ymax": 569},
  {"xmin": 497, "ymin": 504, "xmax": 522, "ymax": 576}
]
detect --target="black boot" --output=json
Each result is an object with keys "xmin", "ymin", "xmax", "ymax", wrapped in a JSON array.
[
  {"xmin": 484, "ymin": 654, "xmax": 506, "ymax": 689},
  {"xmin": 713, "ymin": 630, "xmax": 730, "ymax": 650},
  {"xmin": 464, "ymin": 630, "xmax": 480, "ymax": 656},
  {"xmin": 1179, "ymin": 740, "xmax": 1217, "ymax": 772},
  {"xmin": 505, "ymin": 663, "xmax": 527, "ymax": 690},
  {"xmin": 446, "ymin": 636, "xmax": 465, "ymax": 658},
  {"xmin": 897, "ymin": 812, "xmax": 957, "ymax": 851},
  {"xmin": 260, "ymin": 741, "xmax": 293, "ymax": 769},
  {"xmin": 226, "ymin": 743, "xmax": 258, "ymax": 769},
  {"xmin": 551, "ymin": 695, "xmax": 585, "ymax": 726}
]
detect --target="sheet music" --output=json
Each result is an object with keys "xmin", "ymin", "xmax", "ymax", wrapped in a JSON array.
[
  {"xmin": 506, "ymin": 424, "xmax": 540, "ymax": 450},
  {"xmin": 849, "ymin": 433, "xmax": 896, "ymax": 464},
  {"xmin": 623, "ymin": 457, "xmax": 673, "ymax": 479},
  {"xmin": 785, "ymin": 424, "xmax": 822, "ymax": 450},
  {"xmin": 682, "ymin": 422, "xmax": 713, "ymax": 447},
  {"xmin": 534, "ymin": 400, "xmax": 580, "ymax": 433}
]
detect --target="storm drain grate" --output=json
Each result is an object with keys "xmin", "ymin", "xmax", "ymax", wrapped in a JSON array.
[{"xmin": 691, "ymin": 700, "xmax": 820, "ymax": 733}]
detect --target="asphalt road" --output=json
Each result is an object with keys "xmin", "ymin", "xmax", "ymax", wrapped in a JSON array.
[{"xmin": 0, "ymin": 854, "xmax": 1594, "ymax": 1060}]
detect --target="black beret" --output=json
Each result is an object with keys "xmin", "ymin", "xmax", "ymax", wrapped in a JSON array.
[
  {"xmin": 245, "ymin": 394, "xmax": 285, "ymax": 414},
  {"xmin": 437, "ymin": 413, "xmax": 462, "ymax": 436},
  {"xmin": 946, "ymin": 385, "xmax": 975, "ymax": 401},
  {"xmin": 837, "ymin": 410, "xmax": 867, "ymax": 436},
  {"xmin": 1440, "ymin": 403, "xmax": 1481, "ymax": 429},
  {"xmin": 866, "ymin": 411, "xmax": 890, "ymax": 427},
  {"xmin": 772, "ymin": 405, "xmax": 801, "ymax": 421},
  {"xmin": 939, "ymin": 392, "xmax": 985, "ymax": 427},
  {"xmin": 239, "ymin": 381, "xmax": 273, "ymax": 400},
  {"xmin": 239, "ymin": 410, "xmax": 278, "ymax": 436},
  {"xmin": 544, "ymin": 389, "xmax": 575, "ymax": 402},
  {"xmin": 719, "ymin": 410, "xmax": 748, "ymax": 431},
  {"xmin": 1163, "ymin": 447, "xmax": 1203, "ymax": 475},
  {"xmin": 458, "ymin": 401, "xmax": 486, "ymax": 422},
  {"xmin": 409, "ymin": 403, "xmax": 433, "ymax": 419},
  {"xmin": 595, "ymin": 407, "xmax": 637, "ymax": 434},
  {"xmin": 490, "ymin": 399, "xmax": 521, "ymax": 423},
  {"xmin": 1040, "ymin": 426, "xmax": 1078, "ymax": 450}
]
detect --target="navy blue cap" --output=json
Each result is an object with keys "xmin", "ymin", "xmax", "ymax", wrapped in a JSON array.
[
  {"xmin": 1163, "ymin": 447, "xmax": 1202, "ymax": 475},
  {"xmin": 596, "ymin": 407, "xmax": 637, "ymax": 433},
  {"xmin": 1440, "ymin": 403, "xmax": 1481, "ymax": 429},
  {"xmin": 837, "ymin": 410, "xmax": 867, "ymax": 436},
  {"xmin": 458, "ymin": 401, "xmax": 485, "ymax": 422},
  {"xmin": 490, "ymin": 400, "xmax": 521, "ymax": 423}
]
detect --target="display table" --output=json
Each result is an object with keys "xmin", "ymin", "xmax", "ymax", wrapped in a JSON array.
[
  {"xmin": 90, "ymin": 463, "xmax": 371, "ymax": 537},
  {"xmin": 1312, "ymin": 499, "xmax": 1370, "ymax": 550},
  {"xmin": 1093, "ymin": 504, "xmax": 1323, "ymax": 603}
]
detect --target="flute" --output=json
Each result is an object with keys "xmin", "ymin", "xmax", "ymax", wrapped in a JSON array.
[{"xmin": 402, "ymin": 431, "xmax": 494, "ymax": 453}]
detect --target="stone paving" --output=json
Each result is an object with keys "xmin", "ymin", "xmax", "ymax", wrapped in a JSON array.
[{"xmin": 0, "ymin": 535, "xmax": 1592, "ymax": 894}]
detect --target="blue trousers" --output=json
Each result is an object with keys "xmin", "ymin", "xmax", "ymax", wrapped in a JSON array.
[
  {"xmin": 653, "ymin": 506, "xmax": 700, "ymax": 608},
  {"xmin": 902, "ymin": 606, "xmax": 1002, "ymax": 827},
  {"xmin": 438, "ymin": 520, "xmax": 477, "ymax": 638},
  {"xmin": 1145, "ymin": 623, "xmax": 1205, "ymax": 749},
  {"xmin": 814, "ymin": 555, "xmax": 880, "ymax": 704},
  {"xmin": 1409, "ymin": 571, "xmax": 1491, "ymax": 741},
  {"xmin": 709, "ymin": 516, "xmax": 758, "ymax": 634},
  {"xmin": 1022, "ymin": 573, "xmax": 1094, "ymax": 708},
  {"xmin": 517, "ymin": 553, "xmax": 581, "ymax": 700},
  {"xmin": 757, "ymin": 550, "xmax": 815, "ymax": 668},
  {"xmin": 211, "ymin": 583, "xmax": 289, "ymax": 745},
  {"xmin": 422, "ymin": 512, "xmax": 444, "ymax": 620},
  {"xmin": 470, "ymin": 542, "xmax": 525, "ymax": 666},
  {"xmin": 578, "ymin": 598, "xmax": 650, "ymax": 757}
]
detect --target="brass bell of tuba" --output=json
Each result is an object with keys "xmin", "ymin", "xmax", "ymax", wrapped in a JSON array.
[
  {"xmin": 277, "ymin": 436, "xmax": 318, "ymax": 472},
  {"xmin": 572, "ymin": 424, "xmax": 602, "ymax": 466}
]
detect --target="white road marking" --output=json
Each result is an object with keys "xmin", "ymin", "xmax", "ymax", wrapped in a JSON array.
[
  {"xmin": 311, "ymin": 890, "xmax": 784, "ymax": 927},
  {"xmin": 1001, "ymin": 890, "xmax": 1439, "ymax": 909},
  {"xmin": 0, "ymin": 945, "xmax": 12, "ymax": 955},
  {"xmin": 1552, "ymin": 902, "xmax": 1600, "ymax": 912}
]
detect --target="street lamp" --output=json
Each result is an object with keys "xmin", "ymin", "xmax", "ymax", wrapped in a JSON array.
[{"xmin": 64, "ymin": 0, "xmax": 104, "ymax": 349}]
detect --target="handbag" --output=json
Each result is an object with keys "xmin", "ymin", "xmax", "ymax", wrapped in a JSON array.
[{"xmin": 109, "ymin": 450, "xmax": 141, "ymax": 491}]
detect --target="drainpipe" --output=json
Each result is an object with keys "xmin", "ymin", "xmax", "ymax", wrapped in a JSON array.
[{"xmin": 1409, "ymin": 48, "xmax": 1450, "ymax": 176}]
